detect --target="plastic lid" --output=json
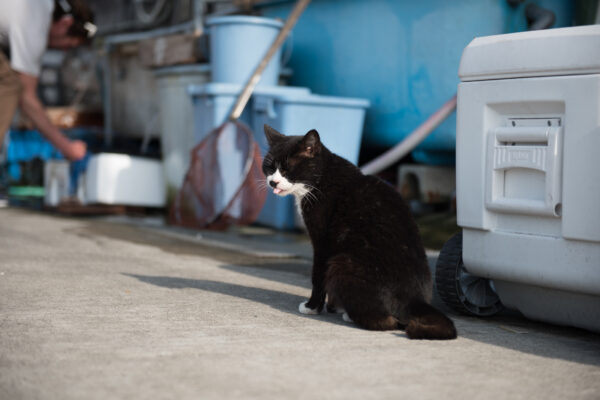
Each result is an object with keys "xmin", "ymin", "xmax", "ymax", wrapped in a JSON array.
[
  {"xmin": 459, "ymin": 25, "xmax": 600, "ymax": 82},
  {"xmin": 205, "ymin": 15, "xmax": 283, "ymax": 29},
  {"xmin": 187, "ymin": 83, "xmax": 311, "ymax": 97},
  {"xmin": 254, "ymin": 91, "xmax": 370, "ymax": 109},
  {"xmin": 153, "ymin": 64, "xmax": 210, "ymax": 77}
]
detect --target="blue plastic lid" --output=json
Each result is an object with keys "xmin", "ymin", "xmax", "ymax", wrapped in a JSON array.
[
  {"xmin": 187, "ymin": 83, "xmax": 311, "ymax": 98},
  {"xmin": 254, "ymin": 92, "xmax": 370, "ymax": 109},
  {"xmin": 205, "ymin": 15, "xmax": 283, "ymax": 29}
]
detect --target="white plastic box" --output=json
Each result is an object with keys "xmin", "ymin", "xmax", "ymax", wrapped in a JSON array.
[
  {"xmin": 251, "ymin": 91, "xmax": 369, "ymax": 229},
  {"xmin": 84, "ymin": 153, "xmax": 166, "ymax": 207},
  {"xmin": 456, "ymin": 25, "xmax": 600, "ymax": 331}
]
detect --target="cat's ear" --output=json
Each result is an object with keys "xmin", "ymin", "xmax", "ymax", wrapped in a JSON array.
[
  {"xmin": 264, "ymin": 124, "xmax": 285, "ymax": 147},
  {"xmin": 300, "ymin": 129, "xmax": 321, "ymax": 157}
]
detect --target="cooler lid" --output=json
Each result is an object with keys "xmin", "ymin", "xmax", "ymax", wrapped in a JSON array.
[{"xmin": 459, "ymin": 25, "xmax": 600, "ymax": 82}]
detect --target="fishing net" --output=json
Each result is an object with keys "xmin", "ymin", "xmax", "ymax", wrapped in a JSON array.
[{"xmin": 169, "ymin": 121, "xmax": 266, "ymax": 230}]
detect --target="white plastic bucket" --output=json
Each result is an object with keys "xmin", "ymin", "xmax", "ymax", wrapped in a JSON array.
[
  {"xmin": 153, "ymin": 64, "xmax": 211, "ymax": 204},
  {"xmin": 207, "ymin": 16, "xmax": 283, "ymax": 86}
]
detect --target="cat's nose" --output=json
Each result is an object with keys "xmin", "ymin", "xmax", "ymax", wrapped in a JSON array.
[{"xmin": 269, "ymin": 180, "xmax": 278, "ymax": 188}]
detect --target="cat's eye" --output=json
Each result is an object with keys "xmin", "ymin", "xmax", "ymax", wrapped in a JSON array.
[
  {"xmin": 263, "ymin": 157, "xmax": 275, "ymax": 173},
  {"xmin": 274, "ymin": 160, "xmax": 285, "ymax": 173}
]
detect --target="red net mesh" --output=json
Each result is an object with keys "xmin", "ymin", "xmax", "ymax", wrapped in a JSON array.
[{"xmin": 169, "ymin": 121, "xmax": 267, "ymax": 230}]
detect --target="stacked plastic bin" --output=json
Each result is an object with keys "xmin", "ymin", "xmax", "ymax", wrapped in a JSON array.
[{"xmin": 190, "ymin": 15, "xmax": 369, "ymax": 229}]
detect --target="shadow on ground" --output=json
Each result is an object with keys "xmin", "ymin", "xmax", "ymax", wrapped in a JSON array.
[
  {"xmin": 126, "ymin": 266, "xmax": 600, "ymax": 367},
  {"xmin": 80, "ymin": 218, "xmax": 600, "ymax": 367},
  {"xmin": 225, "ymin": 263, "xmax": 600, "ymax": 367},
  {"xmin": 123, "ymin": 273, "xmax": 352, "ymax": 329}
]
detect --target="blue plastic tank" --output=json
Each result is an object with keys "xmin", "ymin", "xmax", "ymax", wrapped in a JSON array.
[{"xmin": 257, "ymin": 0, "xmax": 574, "ymax": 165}]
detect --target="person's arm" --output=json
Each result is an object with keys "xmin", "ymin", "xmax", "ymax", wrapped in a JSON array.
[{"xmin": 17, "ymin": 72, "xmax": 86, "ymax": 161}]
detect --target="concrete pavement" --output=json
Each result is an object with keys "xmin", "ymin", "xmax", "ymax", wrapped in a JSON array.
[{"xmin": 1, "ymin": 208, "xmax": 599, "ymax": 400}]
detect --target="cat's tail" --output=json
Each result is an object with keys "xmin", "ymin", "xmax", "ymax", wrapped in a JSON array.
[{"xmin": 405, "ymin": 300, "xmax": 457, "ymax": 340}]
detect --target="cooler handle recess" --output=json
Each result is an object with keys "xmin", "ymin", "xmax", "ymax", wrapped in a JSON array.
[{"xmin": 485, "ymin": 120, "xmax": 562, "ymax": 217}]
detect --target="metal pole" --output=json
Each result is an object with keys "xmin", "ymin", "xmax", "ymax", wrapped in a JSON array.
[{"xmin": 360, "ymin": 95, "xmax": 457, "ymax": 175}]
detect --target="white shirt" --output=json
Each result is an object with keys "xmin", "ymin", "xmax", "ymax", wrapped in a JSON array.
[{"xmin": 0, "ymin": 0, "xmax": 54, "ymax": 77}]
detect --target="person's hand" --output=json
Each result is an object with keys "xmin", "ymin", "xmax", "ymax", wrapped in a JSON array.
[{"xmin": 63, "ymin": 140, "xmax": 87, "ymax": 161}]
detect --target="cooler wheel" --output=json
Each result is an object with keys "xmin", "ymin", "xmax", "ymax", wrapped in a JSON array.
[{"xmin": 435, "ymin": 232, "xmax": 503, "ymax": 317}]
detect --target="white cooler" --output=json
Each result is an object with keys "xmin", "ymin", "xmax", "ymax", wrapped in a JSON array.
[{"xmin": 436, "ymin": 25, "xmax": 600, "ymax": 332}]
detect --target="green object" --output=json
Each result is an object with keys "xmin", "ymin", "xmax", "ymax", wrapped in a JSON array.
[{"xmin": 8, "ymin": 186, "xmax": 45, "ymax": 197}]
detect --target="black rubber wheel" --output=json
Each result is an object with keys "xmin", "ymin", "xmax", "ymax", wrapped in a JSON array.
[{"xmin": 435, "ymin": 232, "xmax": 504, "ymax": 317}]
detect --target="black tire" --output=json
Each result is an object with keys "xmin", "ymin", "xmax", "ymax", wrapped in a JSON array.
[{"xmin": 435, "ymin": 232, "xmax": 503, "ymax": 317}]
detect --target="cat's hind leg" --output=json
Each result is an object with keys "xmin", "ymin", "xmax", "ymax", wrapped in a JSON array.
[
  {"xmin": 326, "ymin": 293, "xmax": 345, "ymax": 314},
  {"xmin": 299, "ymin": 292, "xmax": 344, "ymax": 314},
  {"xmin": 326, "ymin": 255, "xmax": 398, "ymax": 331}
]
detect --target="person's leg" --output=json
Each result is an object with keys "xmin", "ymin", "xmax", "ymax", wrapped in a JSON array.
[{"xmin": 0, "ymin": 51, "xmax": 23, "ymax": 143}]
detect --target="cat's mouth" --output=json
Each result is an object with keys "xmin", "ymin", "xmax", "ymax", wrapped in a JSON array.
[{"xmin": 273, "ymin": 187, "xmax": 289, "ymax": 196}]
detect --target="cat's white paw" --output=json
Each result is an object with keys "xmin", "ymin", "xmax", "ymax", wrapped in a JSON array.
[
  {"xmin": 299, "ymin": 301, "xmax": 320, "ymax": 315},
  {"xmin": 342, "ymin": 312, "xmax": 354, "ymax": 323}
]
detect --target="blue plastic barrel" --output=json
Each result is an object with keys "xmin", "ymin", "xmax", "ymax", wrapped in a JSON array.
[
  {"xmin": 257, "ymin": 0, "xmax": 575, "ymax": 165},
  {"xmin": 206, "ymin": 16, "xmax": 284, "ymax": 87}
]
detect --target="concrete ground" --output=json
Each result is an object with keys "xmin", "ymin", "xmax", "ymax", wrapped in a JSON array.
[{"xmin": 1, "ymin": 207, "xmax": 599, "ymax": 400}]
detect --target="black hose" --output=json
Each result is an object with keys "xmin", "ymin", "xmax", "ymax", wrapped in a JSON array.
[{"xmin": 525, "ymin": 3, "xmax": 556, "ymax": 30}]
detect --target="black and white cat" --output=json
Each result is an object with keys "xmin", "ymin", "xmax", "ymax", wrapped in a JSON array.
[{"xmin": 262, "ymin": 125, "xmax": 456, "ymax": 340}]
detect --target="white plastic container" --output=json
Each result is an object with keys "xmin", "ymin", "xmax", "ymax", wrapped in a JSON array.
[
  {"xmin": 206, "ymin": 16, "xmax": 284, "ymax": 86},
  {"xmin": 84, "ymin": 153, "xmax": 166, "ymax": 207},
  {"xmin": 44, "ymin": 160, "xmax": 71, "ymax": 207},
  {"xmin": 455, "ymin": 25, "xmax": 600, "ymax": 331},
  {"xmin": 153, "ymin": 64, "xmax": 211, "ymax": 203},
  {"xmin": 187, "ymin": 83, "xmax": 311, "ymax": 144},
  {"xmin": 251, "ymin": 91, "xmax": 369, "ymax": 229}
]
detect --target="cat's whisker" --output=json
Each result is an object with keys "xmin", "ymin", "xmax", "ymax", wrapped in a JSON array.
[
  {"xmin": 300, "ymin": 189, "xmax": 318, "ymax": 207},
  {"xmin": 255, "ymin": 179, "xmax": 271, "ymax": 194},
  {"xmin": 301, "ymin": 183, "xmax": 322, "ymax": 204}
]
